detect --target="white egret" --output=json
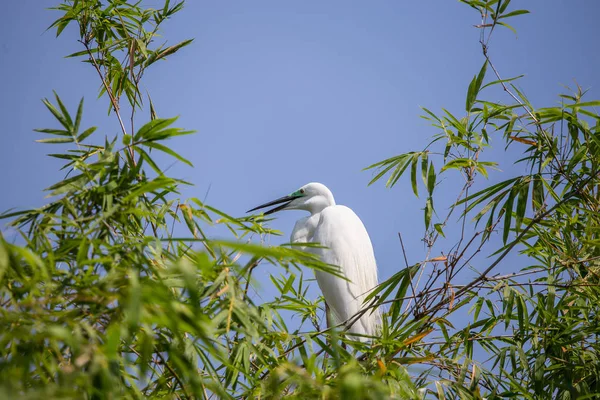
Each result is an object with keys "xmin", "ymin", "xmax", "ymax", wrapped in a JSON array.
[{"xmin": 248, "ymin": 182, "xmax": 380, "ymax": 338}]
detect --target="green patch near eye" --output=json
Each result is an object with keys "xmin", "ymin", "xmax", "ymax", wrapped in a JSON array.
[{"xmin": 290, "ymin": 190, "xmax": 305, "ymax": 198}]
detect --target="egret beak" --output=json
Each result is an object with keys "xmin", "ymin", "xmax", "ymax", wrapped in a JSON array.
[{"xmin": 247, "ymin": 195, "xmax": 295, "ymax": 215}]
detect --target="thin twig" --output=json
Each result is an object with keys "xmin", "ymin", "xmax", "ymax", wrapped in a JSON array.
[
  {"xmin": 156, "ymin": 351, "xmax": 188, "ymax": 400},
  {"xmin": 81, "ymin": 41, "xmax": 128, "ymax": 138},
  {"xmin": 425, "ymin": 185, "xmax": 585, "ymax": 317},
  {"xmin": 80, "ymin": 39, "xmax": 137, "ymax": 166},
  {"xmin": 398, "ymin": 232, "xmax": 416, "ymax": 299}
]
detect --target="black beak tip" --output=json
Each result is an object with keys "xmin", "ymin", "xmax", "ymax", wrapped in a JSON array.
[{"xmin": 247, "ymin": 195, "xmax": 294, "ymax": 216}]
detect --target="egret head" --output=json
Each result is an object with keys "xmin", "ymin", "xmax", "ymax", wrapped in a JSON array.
[{"xmin": 247, "ymin": 182, "xmax": 336, "ymax": 215}]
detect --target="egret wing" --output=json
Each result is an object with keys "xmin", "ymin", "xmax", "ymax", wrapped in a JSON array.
[{"xmin": 311, "ymin": 205, "xmax": 380, "ymax": 337}]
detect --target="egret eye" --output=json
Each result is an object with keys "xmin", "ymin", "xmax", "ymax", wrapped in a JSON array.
[{"xmin": 300, "ymin": 188, "xmax": 305, "ymax": 194}]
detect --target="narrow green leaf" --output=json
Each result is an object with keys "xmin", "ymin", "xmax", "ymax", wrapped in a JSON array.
[
  {"xmin": 74, "ymin": 97, "xmax": 84, "ymax": 135},
  {"xmin": 497, "ymin": 21, "xmax": 517, "ymax": 35},
  {"xmin": 481, "ymin": 74, "xmax": 524, "ymax": 91},
  {"xmin": 390, "ymin": 267, "xmax": 412, "ymax": 321},
  {"xmin": 47, "ymin": 13, "xmax": 74, "ymax": 38},
  {"xmin": 427, "ymin": 161, "xmax": 436, "ymax": 195},
  {"xmin": 564, "ymin": 101, "xmax": 600, "ymax": 109},
  {"xmin": 0, "ymin": 209, "xmax": 32, "ymax": 220},
  {"xmin": 162, "ymin": 0, "xmax": 171, "ymax": 16},
  {"xmin": 367, "ymin": 162, "xmax": 394, "ymax": 186},
  {"xmin": 532, "ymin": 174, "xmax": 544, "ymax": 211},
  {"xmin": 499, "ymin": 9, "xmax": 530, "ymax": 19},
  {"xmin": 472, "ymin": 297, "xmax": 484, "ymax": 321},
  {"xmin": 135, "ymin": 116, "xmax": 178, "ymax": 140},
  {"xmin": 34, "ymin": 128, "xmax": 71, "ymax": 136},
  {"xmin": 516, "ymin": 295, "xmax": 525, "ymax": 333},
  {"xmin": 421, "ymin": 107, "xmax": 441, "ymax": 123},
  {"xmin": 435, "ymin": 381, "xmax": 446, "ymax": 400},
  {"xmin": 472, "ymin": 190, "xmax": 507, "ymax": 224},
  {"xmin": 123, "ymin": 177, "xmax": 177, "ymax": 202},
  {"xmin": 46, "ymin": 174, "xmax": 87, "ymax": 196},
  {"xmin": 474, "ymin": 61, "xmax": 488, "ymax": 97},
  {"xmin": 515, "ymin": 179, "xmax": 529, "ymax": 231},
  {"xmin": 466, "ymin": 61, "xmax": 487, "ymax": 111},
  {"xmin": 424, "ymin": 197, "xmax": 433, "ymax": 228},
  {"xmin": 504, "ymin": 287, "xmax": 514, "ymax": 328},
  {"xmin": 364, "ymin": 154, "xmax": 406, "ymax": 171},
  {"xmin": 458, "ymin": 177, "xmax": 518, "ymax": 211},
  {"xmin": 444, "ymin": 143, "xmax": 451, "ymax": 161},
  {"xmin": 481, "ymin": 201, "xmax": 499, "ymax": 243},
  {"xmin": 420, "ymin": 152, "xmax": 428, "ymax": 187},
  {"xmin": 65, "ymin": 48, "xmax": 97, "ymax": 58},
  {"xmin": 498, "ymin": 0, "xmax": 512, "ymax": 14},
  {"xmin": 47, "ymin": 153, "xmax": 76, "ymax": 160},
  {"xmin": 145, "ymin": 39, "xmax": 194, "ymax": 66},
  {"xmin": 143, "ymin": 141, "xmax": 193, "ymax": 167},
  {"xmin": 503, "ymin": 186, "xmax": 517, "ymax": 244},
  {"xmin": 145, "ymin": 127, "xmax": 195, "ymax": 141},
  {"xmin": 440, "ymin": 158, "xmax": 471, "ymax": 173},
  {"xmin": 411, "ymin": 153, "xmax": 419, "ymax": 197},
  {"xmin": 36, "ymin": 137, "xmax": 74, "ymax": 144},
  {"xmin": 434, "ymin": 223, "xmax": 445, "ymax": 238},
  {"xmin": 510, "ymin": 84, "xmax": 533, "ymax": 110},
  {"xmin": 53, "ymin": 91, "xmax": 73, "ymax": 130},
  {"xmin": 134, "ymin": 147, "xmax": 162, "ymax": 174},
  {"xmin": 41, "ymin": 98, "xmax": 69, "ymax": 130},
  {"xmin": 387, "ymin": 155, "xmax": 412, "ymax": 188},
  {"xmin": 466, "ymin": 76, "xmax": 478, "ymax": 112},
  {"xmin": 76, "ymin": 127, "xmax": 97, "ymax": 143},
  {"xmin": 148, "ymin": 93, "xmax": 157, "ymax": 120}
]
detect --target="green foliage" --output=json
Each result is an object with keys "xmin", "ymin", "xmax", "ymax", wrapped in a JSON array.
[
  {"xmin": 365, "ymin": 0, "xmax": 600, "ymax": 398},
  {"xmin": 2, "ymin": 0, "xmax": 600, "ymax": 399}
]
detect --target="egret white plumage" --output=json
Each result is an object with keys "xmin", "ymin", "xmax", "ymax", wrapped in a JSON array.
[{"xmin": 248, "ymin": 182, "xmax": 380, "ymax": 338}]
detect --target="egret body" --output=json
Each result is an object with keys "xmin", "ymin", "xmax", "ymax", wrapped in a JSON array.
[{"xmin": 248, "ymin": 182, "xmax": 380, "ymax": 338}]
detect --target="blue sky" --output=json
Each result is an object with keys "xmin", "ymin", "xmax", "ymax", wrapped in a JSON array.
[{"xmin": 2, "ymin": 2, "xmax": 600, "ymax": 331}]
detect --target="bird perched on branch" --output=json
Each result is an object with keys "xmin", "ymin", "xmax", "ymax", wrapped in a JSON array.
[{"xmin": 248, "ymin": 182, "xmax": 380, "ymax": 339}]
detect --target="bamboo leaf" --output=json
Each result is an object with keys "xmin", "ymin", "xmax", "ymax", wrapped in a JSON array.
[
  {"xmin": 145, "ymin": 39, "xmax": 194, "ymax": 66},
  {"xmin": 457, "ymin": 177, "xmax": 519, "ymax": 207},
  {"xmin": 425, "ymin": 196, "xmax": 433, "ymax": 229},
  {"xmin": 503, "ymin": 186, "xmax": 517, "ymax": 244},
  {"xmin": 532, "ymin": 174, "xmax": 544, "ymax": 211},
  {"xmin": 36, "ymin": 137, "xmax": 74, "ymax": 144},
  {"xmin": 481, "ymin": 74, "xmax": 524, "ymax": 91},
  {"xmin": 53, "ymin": 91, "xmax": 73, "ymax": 130},
  {"xmin": 440, "ymin": 158, "xmax": 471, "ymax": 173},
  {"xmin": 420, "ymin": 152, "xmax": 428, "ymax": 187},
  {"xmin": 515, "ymin": 179, "xmax": 529, "ymax": 232},
  {"xmin": 499, "ymin": 9, "xmax": 530, "ymax": 19},
  {"xmin": 142, "ymin": 141, "xmax": 193, "ymax": 167},
  {"xmin": 74, "ymin": 97, "xmax": 84, "ymax": 135},
  {"xmin": 34, "ymin": 128, "xmax": 71, "ymax": 136},
  {"xmin": 41, "ymin": 97, "xmax": 70, "ymax": 130},
  {"xmin": 564, "ymin": 101, "xmax": 600, "ymax": 109},
  {"xmin": 466, "ymin": 61, "xmax": 487, "ymax": 111},
  {"xmin": 411, "ymin": 153, "xmax": 419, "ymax": 197},
  {"xmin": 367, "ymin": 162, "xmax": 396, "ymax": 186},
  {"xmin": 134, "ymin": 147, "xmax": 162, "ymax": 174},
  {"xmin": 427, "ymin": 162, "xmax": 436, "ymax": 195},
  {"xmin": 387, "ymin": 155, "xmax": 413, "ymax": 188},
  {"xmin": 135, "ymin": 116, "xmax": 178, "ymax": 140},
  {"xmin": 77, "ymin": 127, "xmax": 97, "ymax": 143}
]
